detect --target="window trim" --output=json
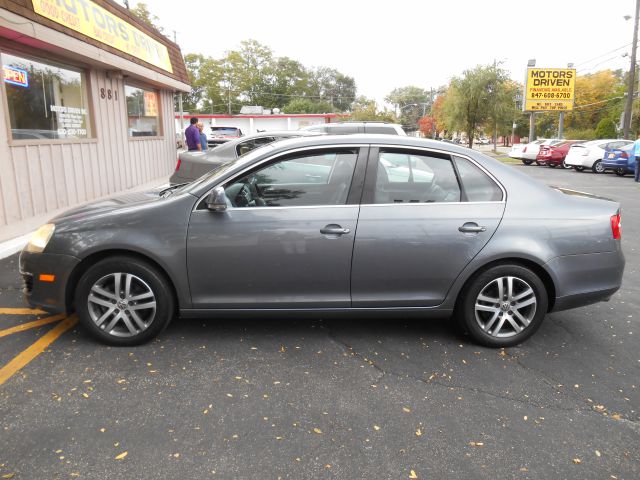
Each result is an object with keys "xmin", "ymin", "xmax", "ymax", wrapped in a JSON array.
[
  {"xmin": 0, "ymin": 46, "xmax": 97, "ymax": 146},
  {"xmin": 362, "ymin": 145, "xmax": 505, "ymax": 205},
  {"xmin": 124, "ymin": 81, "xmax": 163, "ymax": 140},
  {"xmin": 194, "ymin": 144, "xmax": 368, "ymax": 211}
]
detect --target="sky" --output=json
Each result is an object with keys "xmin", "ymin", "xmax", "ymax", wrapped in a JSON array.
[{"xmin": 135, "ymin": 0, "xmax": 636, "ymax": 108}]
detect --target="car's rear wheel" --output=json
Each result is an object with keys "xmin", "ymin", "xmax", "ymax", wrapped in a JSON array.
[
  {"xmin": 615, "ymin": 168, "xmax": 626, "ymax": 176},
  {"xmin": 592, "ymin": 160, "xmax": 604, "ymax": 173},
  {"xmin": 522, "ymin": 160, "xmax": 533, "ymax": 166},
  {"xmin": 456, "ymin": 264, "xmax": 548, "ymax": 348},
  {"xmin": 75, "ymin": 256, "xmax": 175, "ymax": 346},
  {"xmin": 548, "ymin": 162, "xmax": 556, "ymax": 168},
  {"xmin": 574, "ymin": 166, "xmax": 584, "ymax": 172}
]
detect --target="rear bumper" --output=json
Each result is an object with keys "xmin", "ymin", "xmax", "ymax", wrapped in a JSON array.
[
  {"xmin": 546, "ymin": 250, "xmax": 624, "ymax": 312},
  {"xmin": 564, "ymin": 156, "xmax": 592, "ymax": 167},
  {"xmin": 19, "ymin": 250, "xmax": 80, "ymax": 314}
]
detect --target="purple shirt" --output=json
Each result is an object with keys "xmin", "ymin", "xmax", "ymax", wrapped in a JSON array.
[{"xmin": 185, "ymin": 124, "xmax": 201, "ymax": 151}]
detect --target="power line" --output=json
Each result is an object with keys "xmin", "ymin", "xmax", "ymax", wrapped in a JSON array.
[{"xmin": 575, "ymin": 43, "xmax": 631, "ymax": 68}]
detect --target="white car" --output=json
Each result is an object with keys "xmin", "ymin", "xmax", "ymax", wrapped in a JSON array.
[
  {"xmin": 520, "ymin": 139, "xmax": 562, "ymax": 164},
  {"xmin": 564, "ymin": 139, "xmax": 633, "ymax": 173},
  {"xmin": 508, "ymin": 139, "xmax": 545, "ymax": 161}
]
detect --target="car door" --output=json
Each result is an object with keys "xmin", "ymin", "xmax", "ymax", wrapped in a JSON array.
[
  {"xmin": 187, "ymin": 145, "xmax": 368, "ymax": 309},
  {"xmin": 351, "ymin": 147, "xmax": 506, "ymax": 307}
]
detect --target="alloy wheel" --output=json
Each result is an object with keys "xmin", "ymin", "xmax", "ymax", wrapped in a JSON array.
[
  {"xmin": 474, "ymin": 276, "xmax": 537, "ymax": 338},
  {"xmin": 87, "ymin": 272, "xmax": 157, "ymax": 337}
]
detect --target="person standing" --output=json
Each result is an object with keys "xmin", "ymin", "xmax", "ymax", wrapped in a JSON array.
[
  {"xmin": 185, "ymin": 117, "xmax": 201, "ymax": 151},
  {"xmin": 635, "ymin": 132, "xmax": 640, "ymax": 182},
  {"xmin": 197, "ymin": 122, "xmax": 208, "ymax": 151}
]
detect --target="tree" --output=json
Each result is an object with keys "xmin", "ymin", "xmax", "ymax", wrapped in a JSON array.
[
  {"xmin": 308, "ymin": 67, "xmax": 357, "ymax": 111},
  {"xmin": 130, "ymin": 2, "xmax": 164, "ymax": 33},
  {"xmin": 442, "ymin": 66, "xmax": 492, "ymax": 147},
  {"xmin": 350, "ymin": 96, "xmax": 396, "ymax": 122},
  {"xmin": 385, "ymin": 86, "xmax": 431, "ymax": 132},
  {"xmin": 418, "ymin": 116, "xmax": 434, "ymax": 137},
  {"xmin": 595, "ymin": 117, "xmax": 617, "ymax": 138},
  {"xmin": 282, "ymin": 98, "xmax": 335, "ymax": 114}
]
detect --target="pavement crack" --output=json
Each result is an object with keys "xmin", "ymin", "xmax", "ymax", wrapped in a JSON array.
[{"xmin": 320, "ymin": 324, "xmax": 582, "ymax": 413}]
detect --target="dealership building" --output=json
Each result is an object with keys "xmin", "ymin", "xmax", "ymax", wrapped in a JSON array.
[{"xmin": 0, "ymin": 0, "xmax": 190, "ymax": 240}]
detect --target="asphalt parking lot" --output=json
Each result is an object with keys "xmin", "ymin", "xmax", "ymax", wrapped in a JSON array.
[{"xmin": 0, "ymin": 163, "xmax": 638, "ymax": 479}]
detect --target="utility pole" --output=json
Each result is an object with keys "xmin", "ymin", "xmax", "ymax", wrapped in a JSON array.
[
  {"xmin": 623, "ymin": 0, "xmax": 640, "ymax": 139},
  {"xmin": 529, "ymin": 113, "xmax": 536, "ymax": 142}
]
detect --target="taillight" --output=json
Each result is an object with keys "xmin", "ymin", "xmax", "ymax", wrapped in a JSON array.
[
  {"xmin": 175, "ymin": 158, "xmax": 182, "ymax": 172},
  {"xmin": 611, "ymin": 213, "xmax": 622, "ymax": 240}
]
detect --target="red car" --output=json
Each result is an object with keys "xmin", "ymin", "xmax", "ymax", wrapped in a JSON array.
[{"xmin": 536, "ymin": 140, "xmax": 584, "ymax": 169}]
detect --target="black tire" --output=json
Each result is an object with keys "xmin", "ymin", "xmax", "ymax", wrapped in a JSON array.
[
  {"xmin": 456, "ymin": 264, "xmax": 548, "ymax": 348},
  {"xmin": 548, "ymin": 163, "xmax": 556, "ymax": 168},
  {"xmin": 615, "ymin": 168, "xmax": 626, "ymax": 177},
  {"xmin": 574, "ymin": 166, "xmax": 584, "ymax": 172},
  {"xmin": 561, "ymin": 160, "xmax": 571, "ymax": 169},
  {"xmin": 75, "ymin": 256, "xmax": 175, "ymax": 346},
  {"xmin": 522, "ymin": 160, "xmax": 533, "ymax": 166},
  {"xmin": 592, "ymin": 160, "xmax": 604, "ymax": 174},
  {"xmin": 535, "ymin": 161, "xmax": 541, "ymax": 166}
]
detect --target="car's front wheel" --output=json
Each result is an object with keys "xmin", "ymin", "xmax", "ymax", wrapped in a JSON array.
[
  {"xmin": 615, "ymin": 168, "xmax": 626, "ymax": 176},
  {"xmin": 75, "ymin": 256, "xmax": 175, "ymax": 346},
  {"xmin": 522, "ymin": 160, "xmax": 533, "ymax": 166},
  {"xmin": 456, "ymin": 264, "xmax": 548, "ymax": 348}
]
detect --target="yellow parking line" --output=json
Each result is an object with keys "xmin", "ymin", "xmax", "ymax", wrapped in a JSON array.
[
  {"xmin": 0, "ymin": 308, "xmax": 48, "ymax": 315},
  {"xmin": 0, "ymin": 313, "xmax": 66, "ymax": 338},
  {"xmin": 0, "ymin": 315, "xmax": 78, "ymax": 386}
]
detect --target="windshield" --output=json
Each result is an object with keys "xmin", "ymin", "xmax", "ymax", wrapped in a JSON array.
[
  {"xmin": 180, "ymin": 144, "xmax": 276, "ymax": 195},
  {"xmin": 210, "ymin": 127, "xmax": 240, "ymax": 135}
]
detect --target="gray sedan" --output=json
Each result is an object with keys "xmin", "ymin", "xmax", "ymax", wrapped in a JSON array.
[
  {"xmin": 20, "ymin": 135, "xmax": 624, "ymax": 347},
  {"xmin": 170, "ymin": 130, "xmax": 322, "ymax": 185}
]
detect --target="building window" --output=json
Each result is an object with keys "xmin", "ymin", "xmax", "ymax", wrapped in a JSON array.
[
  {"xmin": 2, "ymin": 52, "xmax": 91, "ymax": 140},
  {"xmin": 125, "ymin": 85, "xmax": 160, "ymax": 137}
]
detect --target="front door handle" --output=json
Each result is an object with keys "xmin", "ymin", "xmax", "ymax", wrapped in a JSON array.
[
  {"xmin": 320, "ymin": 224, "xmax": 351, "ymax": 236},
  {"xmin": 458, "ymin": 222, "xmax": 486, "ymax": 234}
]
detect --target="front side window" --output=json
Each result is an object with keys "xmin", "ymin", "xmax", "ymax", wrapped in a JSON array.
[
  {"xmin": 374, "ymin": 150, "xmax": 460, "ymax": 203},
  {"xmin": 125, "ymin": 85, "xmax": 160, "ymax": 137},
  {"xmin": 2, "ymin": 52, "xmax": 91, "ymax": 140},
  {"xmin": 224, "ymin": 149, "xmax": 358, "ymax": 208}
]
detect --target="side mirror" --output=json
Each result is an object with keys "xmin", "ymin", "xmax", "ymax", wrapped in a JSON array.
[{"xmin": 205, "ymin": 186, "xmax": 228, "ymax": 212}]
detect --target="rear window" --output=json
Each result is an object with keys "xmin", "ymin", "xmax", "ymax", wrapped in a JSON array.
[
  {"xmin": 211, "ymin": 127, "xmax": 240, "ymax": 135},
  {"xmin": 453, "ymin": 156, "xmax": 503, "ymax": 202}
]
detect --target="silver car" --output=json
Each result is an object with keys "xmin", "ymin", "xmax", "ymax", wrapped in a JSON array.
[
  {"xmin": 170, "ymin": 130, "xmax": 323, "ymax": 185},
  {"xmin": 20, "ymin": 135, "xmax": 624, "ymax": 347}
]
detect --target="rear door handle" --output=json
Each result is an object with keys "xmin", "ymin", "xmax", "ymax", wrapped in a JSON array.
[
  {"xmin": 320, "ymin": 224, "xmax": 351, "ymax": 236},
  {"xmin": 458, "ymin": 222, "xmax": 486, "ymax": 234}
]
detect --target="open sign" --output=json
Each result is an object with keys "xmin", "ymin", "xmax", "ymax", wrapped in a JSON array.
[{"xmin": 3, "ymin": 65, "xmax": 29, "ymax": 88}]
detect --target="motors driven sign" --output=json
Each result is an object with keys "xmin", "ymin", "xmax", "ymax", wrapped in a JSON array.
[{"xmin": 524, "ymin": 68, "xmax": 576, "ymax": 111}]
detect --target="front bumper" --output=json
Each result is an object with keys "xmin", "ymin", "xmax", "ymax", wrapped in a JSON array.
[{"xmin": 19, "ymin": 250, "xmax": 80, "ymax": 314}]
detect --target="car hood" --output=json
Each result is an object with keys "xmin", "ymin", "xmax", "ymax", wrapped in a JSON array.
[{"xmin": 50, "ymin": 190, "xmax": 163, "ymax": 224}]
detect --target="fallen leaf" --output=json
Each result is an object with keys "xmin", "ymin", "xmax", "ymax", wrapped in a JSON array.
[
  {"xmin": 469, "ymin": 441, "xmax": 484, "ymax": 447},
  {"xmin": 2, "ymin": 474, "xmax": 15, "ymax": 479},
  {"xmin": 498, "ymin": 350, "xmax": 507, "ymax": 357},
  {"xmin": 524, "ymin": 416, "xmax": 528, "ymax": 421},
  {"xmin": 402, "ymin": 407, "xmax": 411, "ymax": 413},
  {"xmin": 81, "ymin": 393, "xmax": 89, "ymax": 398},
  {"xmin": 573, "ymin": 458, "xmax": 581, "ymax": 464},
  {"xmin": 313, "ymin": 428, "xmax": 322, "ymax": 434},
  {"xmin": 279, "ymin": 346, "xmax": 286, "ymax": 353},
  {"xmin": 611, "ymin": 414, "xmax": 621, "ymax": 420},
  {"xmin": 115, "ymin": 451, "xmax": 128, "ymax": 460},
  {"xmin": 173, "ymin": 453, "xmax": 180, "ymax": 458},
  {"xmin": 415, "ymin": 428, "xmax": 422, "ymax": 437},
  {"xmin": 409, "ymin": 470, "xmax": 418, "ymax": 479},
  {"xmin": 373, "ymin": 425, "xmax": 380, "ymax": 431},
  {"xmin": 100, "ymin": 428, "xmax": 106, "ymax": 433},
  {"xmin": 595, "ymin": 450, "xmax": 601, "ymax": 457}
]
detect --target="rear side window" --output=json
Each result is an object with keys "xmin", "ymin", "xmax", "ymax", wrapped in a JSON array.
[{"xmin": 453, "ymin": 157, "xmax": 503, "ymax": 202}]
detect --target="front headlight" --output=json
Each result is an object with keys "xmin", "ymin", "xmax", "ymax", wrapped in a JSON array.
[{"xmin": 25, "ymin": 223, "xmax": 55, "ymax": 253}]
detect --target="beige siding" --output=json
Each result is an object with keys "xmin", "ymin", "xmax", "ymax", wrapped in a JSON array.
[{"xmin": 0, "ymin": 70, "xmax": 177, "ymax": 229}]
